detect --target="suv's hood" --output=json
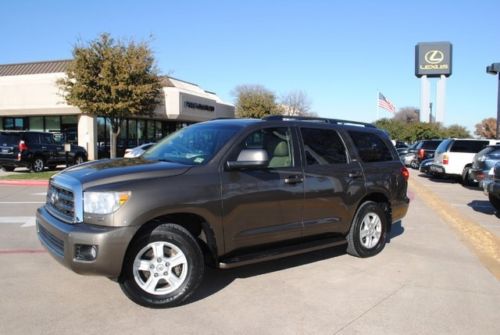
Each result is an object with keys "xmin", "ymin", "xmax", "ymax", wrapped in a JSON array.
[{"xmin": 56, "ymin": 158, "xmax": 191, "ymax": 188}]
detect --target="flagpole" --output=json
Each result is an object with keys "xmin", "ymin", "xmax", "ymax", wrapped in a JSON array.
[{"xmin": 376, "ymin": 90, "xmax": 379, "ymax": 121}]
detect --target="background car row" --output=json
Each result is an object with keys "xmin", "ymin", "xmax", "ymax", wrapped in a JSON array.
[{"xmin": 396, "ymin": 138, "xmax": 500, "ymax": 213}]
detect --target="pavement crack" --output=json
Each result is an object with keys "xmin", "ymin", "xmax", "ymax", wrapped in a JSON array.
[{"xmin": 333, "ymin": 282, "xmax": 406, "ymax": 335}]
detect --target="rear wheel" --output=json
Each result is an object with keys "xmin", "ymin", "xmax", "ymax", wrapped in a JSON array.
[
  {"xmin": 347, "ymin": 201, "xmax": 388, "ymax": 258},
  {"xmin": 31, "ymin": 157, "xmax": 45, "ymax": 172},
  {"xmin": 461, "ymin": 166, "xmax": 476, "ymax": 186},
  {"xmin": 73, "ymin": 155, "xmax": 84, "ymax": 165},
  {"xmin": 489, "ymin": 193, "xmax": 500, "ymax": 212},
  {"xmin": 120, "ymin": 224, "xmax": 204, "ymax": 308}
]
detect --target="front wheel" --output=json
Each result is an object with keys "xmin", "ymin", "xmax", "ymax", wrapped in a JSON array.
[
  {"xmin": 120, "ymin": 224, "xmax": 204, "ymax": 308},
  {"xmin": 347, "ymin": 201, "xmax": 388, "ymax": 258}
]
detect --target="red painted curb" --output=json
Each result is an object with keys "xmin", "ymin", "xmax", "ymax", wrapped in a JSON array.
[{"xmin": 0, "ymin": 180, "xmax": 49, "ymax": 186}]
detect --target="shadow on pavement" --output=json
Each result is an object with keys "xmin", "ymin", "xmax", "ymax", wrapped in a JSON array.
[
  {"xmin": 187, "ymin": 244, "xmax": 347, "ymax": 305},
  {"xmin": 186, "ymin": 219, "xmax": 407, "ymax": 306},
  {"xmin": 467, "ymin": 200, "xmax": 496, "ymax": 216}
]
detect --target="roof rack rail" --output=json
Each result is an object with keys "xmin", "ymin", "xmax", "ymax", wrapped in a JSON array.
[{"xmin": 262, "ymin": 115, "xmax": 376, "ymax": 128}]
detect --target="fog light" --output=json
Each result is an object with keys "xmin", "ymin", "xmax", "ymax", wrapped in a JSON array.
[{"xmin": 75, "ymin": 244, "xmax": 98, "ymax": 261}]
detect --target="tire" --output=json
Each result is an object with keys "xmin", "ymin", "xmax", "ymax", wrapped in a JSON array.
[
  {"xmin": 119, "ymin": 224, "xmax": 204, "ymax": 308},
  {"xmin": 73, "ymin": 155, "xmax": 84, "ymax": 165},
  {"xmin": 410, "ymin": 160, "xmax": 419, "ymax": 169},
  {"xmin": 489, "ymin": 193, "xmax": 500, "ymax": 212},
  {"xmin": 347, "ymin": 201, "xmax": 388, "ymax": 258},
  {"xmin": 2, "ymin": 166, "xmax": 15, "ymax": 172},
  {"xmin": 31, "ymin": 157, "xmax": 45, "ymax": 172},
  {"xmin": 461, "ymin": 166, "xmax": 475, "ymax": 186}
]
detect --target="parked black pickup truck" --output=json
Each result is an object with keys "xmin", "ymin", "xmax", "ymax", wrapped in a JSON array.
[{"xmin": 0, "ymin": 131, "xmax": 87, "ymax": 172}]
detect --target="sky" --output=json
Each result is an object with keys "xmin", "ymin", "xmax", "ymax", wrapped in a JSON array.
[{"xmin": 1, "ymin": 0, "xmax": 499, "ymax": 132}]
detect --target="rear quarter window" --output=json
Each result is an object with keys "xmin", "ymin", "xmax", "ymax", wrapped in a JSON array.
[
  {"xmin": 348, "ymin": 131, "xmax": 394, "ymax": 162},
  {"xmin": 450, "ymin": 140, "xmax": 489, "ymax": 153},
  {"xmin": 0, "ymin": 133, "xmax": 20, "ymax": 146}
]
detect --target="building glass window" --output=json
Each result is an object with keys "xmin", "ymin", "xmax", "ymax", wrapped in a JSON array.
[
  {"xmin": 29, "ymin": 117, "xmax": 44, "ymax": 131},
  {"xmin": 45, "ymin": 116, "xmax": 60, "ymax": 132},
  {"xmin": 137, "ymin": 120, "xmax": 146, "ymax": 144},
  {"xmin": 147, "ymin": 120, "xmax": 155, "ymax": 142},
  {"xmin": 128, "ymin": 119, "xmax": 137, "ymax": 147},
  {"xmin": 156, "ymin": 121, "xmax": 163, "ymax": 140},
  {"xmin": 3, "ymin": 117, "xmax": 27, "ymax": 130}
]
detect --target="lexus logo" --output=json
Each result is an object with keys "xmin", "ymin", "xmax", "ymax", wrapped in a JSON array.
[{"xmin": 424, "ymin": 50, "xmax": 444, "ymax": 64}]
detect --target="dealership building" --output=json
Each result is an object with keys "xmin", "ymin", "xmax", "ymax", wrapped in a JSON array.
[{"xmin": 0, "ymin": 60, "xmax": 235, "ymax": 160}]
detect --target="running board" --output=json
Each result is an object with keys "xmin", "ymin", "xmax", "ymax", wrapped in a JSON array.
[{"xmin": 218, "ymin": 237, "xmax": 347, "ymax": 269}]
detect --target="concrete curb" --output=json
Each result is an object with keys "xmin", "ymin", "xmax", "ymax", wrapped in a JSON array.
[{"xmin": 0, "ymin": 180, "xmax": 49, "ymax": 186}]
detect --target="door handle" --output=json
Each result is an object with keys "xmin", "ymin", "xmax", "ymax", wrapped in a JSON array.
[
  {"xmin": 284, "ymin": 175, "xmax": 303, "ymax": 184},
  {"xmin": 348, "ymin": 171, "xmax": 363, "ymax": 178}
]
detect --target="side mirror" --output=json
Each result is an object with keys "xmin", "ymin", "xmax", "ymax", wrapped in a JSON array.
[{"xmin": 226, "ymin": 149, "xmax": 269, "ymax": 170}]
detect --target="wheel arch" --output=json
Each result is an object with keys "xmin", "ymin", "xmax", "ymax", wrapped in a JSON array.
[
  {"xmin": 121, "ymin": 212, "xmax": 218, "ymax": 278},
  {"xmin": 355, "ymin": 192, "xmax": 392, "ymax": 233}
]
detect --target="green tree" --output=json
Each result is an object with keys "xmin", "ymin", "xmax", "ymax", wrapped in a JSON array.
[
  {"xmin": 474, "ymin": 118, "xmax": 497, "ymax": 139},
  {"xmin": 444, "ymin": 124, "xmax": 470, "ymax": 138},
  {"xmin": 58, "ymin": 33, "xmax": 162, "ymax": 158},
  {"xmin": 233, "ymin": 85, "xmax": 282, "ymax": 118}
]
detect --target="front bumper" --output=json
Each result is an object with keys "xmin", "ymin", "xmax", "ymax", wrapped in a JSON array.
[{"xmin": 36, "ymin": 206, "xmax": 139, "ymax": 279}]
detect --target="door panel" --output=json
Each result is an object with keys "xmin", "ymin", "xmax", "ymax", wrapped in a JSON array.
[
  {"xmin": 299, "ymin": 127, "xmax": 365, "ymax": 237},
  {"xmin": 221, "ymin": 127, "xmax": 304, "ymax": 253}
]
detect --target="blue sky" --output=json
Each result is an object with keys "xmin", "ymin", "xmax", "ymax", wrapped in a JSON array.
[{"xmin": 1, "ymin": 0, "xmax": 499, "ymax": 131}]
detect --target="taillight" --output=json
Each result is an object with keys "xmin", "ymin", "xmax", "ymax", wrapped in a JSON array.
[
  {"xmin": 418, "ymin": 148, "xmax": 424, "ymax": 160},
  {"xmin": 18, "ymin": 140, "xmax": 28, "ymax": 152},
  {"xmin": 443, "ymin": 154, "xmax": 448, "ymax": 165},
  {"xmin": 401, "ymin": 166, "xmax": 410, "ymax": 181}
]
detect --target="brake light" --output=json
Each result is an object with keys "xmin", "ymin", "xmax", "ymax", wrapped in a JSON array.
[
  {"xmin": 18, "ymin": 140, "xmax": 28, "ymax": 152},
  {"xmin": 401, "ymin": 166, "xmax": 410, "ymax": 181},
  {"xmin": 443, "ymin": 154, "xmax": 448, "ymax": 165},
  {"xmin": 418, "ymin": 148, "xmax": 424, "ymax": 160}
]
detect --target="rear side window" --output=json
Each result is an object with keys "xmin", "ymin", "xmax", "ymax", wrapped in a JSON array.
[
  {"xmin": 451, "ymin": 140, "xmax": 489, "ymax": 153},
  {"xmin": 41, "ymin": 133, "xmax": 54, "ymax": 144},
  {"xmin": 422, "ymin": 141, "xmax": 441, "ymax": 150},
  {"xmin": 0, "ymin": 133, "xmax": 20, "ymax": 146},
  {"xmin": 26, "ymin": 133, "xmax": 41, "ymax": 145},
  {"xmin": 348, "ymin": 131, "xmax": 393, "ymax": 162},
  {"xmin": 300, "ymin": 128, "xmax": 347, "ymax": 165}
]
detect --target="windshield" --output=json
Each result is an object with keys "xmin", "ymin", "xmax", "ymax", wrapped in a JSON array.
[{"xmin": 142, "ymin": 124, "xmax": 239, "ymax": 165}]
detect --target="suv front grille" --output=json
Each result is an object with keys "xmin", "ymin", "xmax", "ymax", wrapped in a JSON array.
[
  {"xmin": 46, "ymin": 182, "xmax": 75, "ymax": 223},
  {"xmin": 37, "ymin": 222, "xmax": 64, "ymax": 257}
]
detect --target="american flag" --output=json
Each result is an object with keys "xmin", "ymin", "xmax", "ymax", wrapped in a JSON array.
[{"xmin": 378, "ymin": 92, "xmax": 396, "ymax": 114}]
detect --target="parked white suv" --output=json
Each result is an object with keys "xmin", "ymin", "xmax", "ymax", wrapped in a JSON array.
[{"xmin": 431, "ymin": 138, "xmax": 500, "ymax": 185}]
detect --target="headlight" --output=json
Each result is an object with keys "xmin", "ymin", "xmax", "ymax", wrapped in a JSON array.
[{"xmin": 84, "ymin": 191, "xmax": 131, "ymax": 214}]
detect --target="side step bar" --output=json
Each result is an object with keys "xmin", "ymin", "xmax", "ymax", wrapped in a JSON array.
[{"xmin": 218, "ymin": 237, "xmax": 347, "ymax": 269}]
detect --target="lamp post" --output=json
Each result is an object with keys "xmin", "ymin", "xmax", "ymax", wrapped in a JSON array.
[{"xmin": 486, "ymin": 63, "xmax": 500, "ymax": 139}]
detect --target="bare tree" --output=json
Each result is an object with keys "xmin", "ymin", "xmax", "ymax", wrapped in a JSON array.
[
  {"xmin": 394, "ymin": 107, "xmax": 419, "ymax": 123},
  {"xmin": 474, "ymin": 117, "xmax": 497, "ymax": 138},
  {"xmin": 280, "ymin": 90, "xmax": 313, "ymax": 116}
]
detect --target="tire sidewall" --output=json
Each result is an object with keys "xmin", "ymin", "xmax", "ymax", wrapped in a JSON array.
[
  {"xmin": 349, "ymin": 202, "xmax": 387, "ymax": 258},
  {"xmin": 121, "ymin": 225, "xmax": 204, "ymax": 308},
  {"xmin": 31, "ymin": 157, "xmax": 44, "ymax": 172}
]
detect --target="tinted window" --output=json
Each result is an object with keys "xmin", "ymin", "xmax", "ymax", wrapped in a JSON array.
[
  {"xmin": 436, "ymin": 139, "xmax": 452, "ymax": 154},
  {"xmin": 26, "ymin": 133, "xmax": 41, "ymax": 145},
  {"xmin": 41, "ymin": 133, "xmax": 54, "ymax": 144},
  {"xmin": 451, "ymin": 140, "xmax": 489, "ymax": 153},
  {"xmin": 0, "ymin": 132, "xmax": 20, "ymax": 146},
  {"xmin": 421, "ymin": 140, "xmax": 441, "ymax": 150},
  {"xmin": 301, "ymin": 128, "xmax": 347, "ymax": 165},
  {"xmin": 349, "ymin": 131, "xmax": 393, "ymax": 162}
]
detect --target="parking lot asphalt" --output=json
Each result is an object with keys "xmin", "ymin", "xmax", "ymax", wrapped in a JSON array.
[{"xmin": 0, "ymin": 171, "xmax": 499, "ymax": 335}]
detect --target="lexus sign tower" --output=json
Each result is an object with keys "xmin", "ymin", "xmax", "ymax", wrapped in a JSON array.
[{"xmin": 415, "ymin": 42, "xmax": 453, "ymax": 123}]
